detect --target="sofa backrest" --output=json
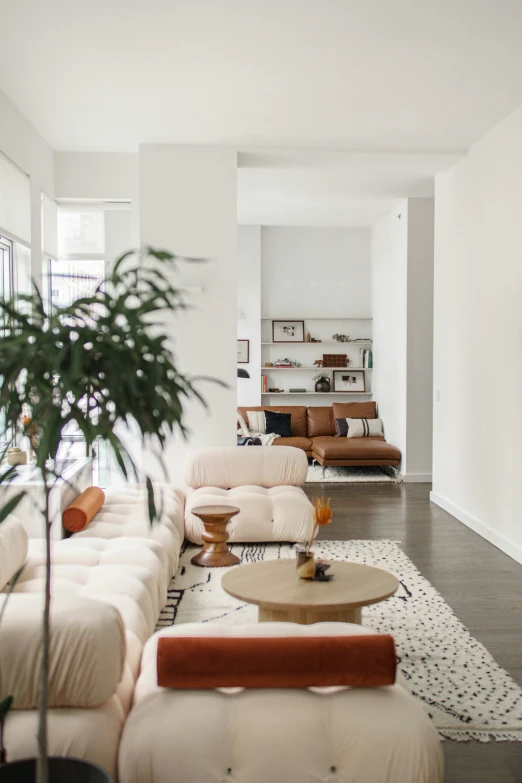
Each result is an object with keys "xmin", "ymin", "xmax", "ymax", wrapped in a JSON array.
[
  {"xmin": 332, "ymin": 401, "xmax": 377, "ymax": 421},
  {"xmin": 185, "ymin": 446, "xmax": 308, "ymax": 488},
  {"xmin": 0, "ymin": 515, "xmax": 28, "ymax": 591},
  {"xmin": 238, "ymin": 406, "xmax": 308, "ymax": 437},
  {"xmin": 307, "ymin": 407, "xmax": 336, "ymax": 437}
]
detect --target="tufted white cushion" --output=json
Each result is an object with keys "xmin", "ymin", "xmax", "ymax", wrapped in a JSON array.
[
  {"xmin": 119, "ymin": 624, "xmax": 444, "ymax": 783},
  {"xmin": 27, "ymin": 537, "xmax": 170, "ymax": 611},
  {"xmin": 0, "ymin": 515, "xmax": 28, "ymax": 591},
  {"xmin": 13, "ymin": 555, "xmax": 156, "ymax": 643},
  {"xmin": 185, "ymin": 446, "xmax": 308, "ymax": 490},
  {"xmin": 0, "ymin": 594, "xmax": 125, "ymax": 709},
  {"xmin": 185, "ymin": 485, "xmax": 314, "ymax": 544},
  {"xmin": 72, "ymin": 483, "xmax": 184, "ymax": 576}
]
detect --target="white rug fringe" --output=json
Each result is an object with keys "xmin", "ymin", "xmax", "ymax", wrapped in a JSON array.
[{"xmin": 439, "ymin": 729, "xmax": 522, "ymax": 742}]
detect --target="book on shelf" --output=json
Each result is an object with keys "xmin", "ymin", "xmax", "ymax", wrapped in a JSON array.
[
  {"xmin": 359, "ymin": 349, "xmax": 373, "ymax": 368},
  {"xmin": 289, "ymin": 388, "xmax": 307, "ymax": 393},
  {"xmin": 261, "ymin": 374, "xmax": 267, "ymax": 393}
]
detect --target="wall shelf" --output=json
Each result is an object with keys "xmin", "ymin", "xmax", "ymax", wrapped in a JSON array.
[
  {"xmin": 261, "ymin": 392, "xmax": 373, "ymax": 396},
  {"xmin": 261, "ymin": 317, "xmax": 373, "ymax": 321},
  {"xmin": 262, "ymin": 366, "xmax": 372, "ymax": 370},
  {"xmin": 256, "ymin": 316, "xmax": 374, "ymax": 404},
  {"xmin": 261, "ymin": 341, "xmax": 372, "ymax": 345}
]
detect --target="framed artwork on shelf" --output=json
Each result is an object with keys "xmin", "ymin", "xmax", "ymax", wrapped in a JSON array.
[
  {"xmin": 237, "ymin": 339, "xmax": 250, "ymax": 363},
  {"xmin": 333, "ymin": 370, "xmax": 366, "ymax": 393},
  {"xmin": 272, "ymin": 320, "xmax": 305, "ymax": 343}
]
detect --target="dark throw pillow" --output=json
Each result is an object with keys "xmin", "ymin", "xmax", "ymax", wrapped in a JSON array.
[
  {"xmin": 264, "ymin": 410, "xmax": 292, "ymax": 438},
  {"xmin": 334, "ymin": 418, "xmax": 349, "ymax": 437}
]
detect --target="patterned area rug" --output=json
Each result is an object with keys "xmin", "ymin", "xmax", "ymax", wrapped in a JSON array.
[
  {"xmin": 306, "ymin": 465, "xmax": 403, "ymax": 483},
  {"xmin": 158, "ymin": 540, "xmax": 522, "ymax": 742}
]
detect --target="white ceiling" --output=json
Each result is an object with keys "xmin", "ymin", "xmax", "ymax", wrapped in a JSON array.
[{"xmin": 1, "ymin": 0, "xmax": 522, "ymax": 224}]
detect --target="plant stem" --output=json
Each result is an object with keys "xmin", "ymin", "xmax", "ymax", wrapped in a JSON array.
[
  {"xmin": 37, "ymin": 478, "xmax": 51, "ymax": 783},
  {"xmin": 306, "ymin": 522, "xmax": 318, "ymax": 553}
]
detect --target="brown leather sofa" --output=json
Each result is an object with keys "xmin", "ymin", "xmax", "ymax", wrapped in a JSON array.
[{"xmin": 238, "ymin": 402, "xmax": 401, "ymax": 468}]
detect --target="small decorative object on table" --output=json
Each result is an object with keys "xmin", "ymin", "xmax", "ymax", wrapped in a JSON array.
[
  {"xmin": 6, "ymin": 447, "xmax": 27, "ymax": 466},
  {"xmin": 332, "ymin": 333, "xmax": 350, "ymax": 343},
  {"xmin": 313, "ymin": 372, "xmax": 331, "ymax": 393},
  {"xmin": 296, "ymin": 496, "xmax": 333, "ymax": 580}
]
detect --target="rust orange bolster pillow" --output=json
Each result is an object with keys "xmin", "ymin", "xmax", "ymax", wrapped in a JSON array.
[
  {"xmin": 63, "ymin": 487, "xmax": 105, "ymax": 533},
  {"xmin": 157, "ymin": 635, "xmax": 397, "ymax": 689}
]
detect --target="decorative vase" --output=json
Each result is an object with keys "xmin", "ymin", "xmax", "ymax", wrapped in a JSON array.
[
  {"xmin": 314, "ymin": 378, "xmax": 331, "ymax": 393},
  {"xmin": 296, "ymin": 549, "xmax": 316, "ymax": 579}
]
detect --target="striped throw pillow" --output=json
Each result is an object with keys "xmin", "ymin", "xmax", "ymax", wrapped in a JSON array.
[{"xmin": 345, "ymin": 418, "xmax": 384, "ymax": 438}]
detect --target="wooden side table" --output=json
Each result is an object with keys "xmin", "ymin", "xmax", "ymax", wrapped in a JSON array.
[{"xmin": 190, "ymin": 505, "xmax": 240, "ymax": 568}]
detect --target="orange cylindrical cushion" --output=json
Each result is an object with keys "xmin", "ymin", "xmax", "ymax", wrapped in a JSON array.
[
  {"xmin": 62, "ymin": 487, "xmax": 105, "ymax": 533},
  {"xmin": 157, "ymin": 635, "xmax": 397, "ymax": 689}
]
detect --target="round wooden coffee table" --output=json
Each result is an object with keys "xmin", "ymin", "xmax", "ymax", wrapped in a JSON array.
[
  {"xmin": 191, "ymin": 505, "xmax": 240, "ymax": 568},
  {"xmin": 221, "ymin": 559, "xmax": 398, "ymax": 624}
]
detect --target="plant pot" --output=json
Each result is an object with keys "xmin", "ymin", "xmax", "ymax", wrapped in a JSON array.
[
  {"xmin": 314, "ymin": 379, "xmax": 331, "ymax": 393},
  {"xmin": 296, "ymin": 550, "xmax": 316, "ymax": 579},
  {"xmin": 0, "ymin": 757, "xmax": 113, "ymax": 783}
]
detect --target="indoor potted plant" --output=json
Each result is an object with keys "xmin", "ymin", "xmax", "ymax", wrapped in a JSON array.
[{"xmin": 0, "ymin": 247, "xmax": 213, "ymax": 783}]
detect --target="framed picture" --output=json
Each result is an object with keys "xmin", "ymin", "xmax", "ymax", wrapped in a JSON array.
[
  {"xmin": 237, "ymin": 339, "xmax": 250, "ymax": 363},
  {"xmin": 272, "ymin": 320, "xmax": 305, "ymax": 343},
  {"xmin": 333, "ymin": 370, "xmax": 366, "ymax": 393}
]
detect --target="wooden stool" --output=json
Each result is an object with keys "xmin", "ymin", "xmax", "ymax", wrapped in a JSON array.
[{"xmin": 190, "ymin": 505, "xmax": 240, "ymax": 567}]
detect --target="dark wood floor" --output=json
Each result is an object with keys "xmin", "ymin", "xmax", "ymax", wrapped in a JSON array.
[{"xmin": 302, "ymin": 482, "xmax": 522, "ymax": 783}]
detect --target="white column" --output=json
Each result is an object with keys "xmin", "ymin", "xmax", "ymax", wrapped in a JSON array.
[{"xmin": 139, "ymin": 145, "xmax": 238, "ymax": 485}]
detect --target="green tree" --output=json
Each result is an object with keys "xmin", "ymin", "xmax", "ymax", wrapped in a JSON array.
[{"xmin": 0, "ymin": 248, "xmax": 214, "ymax": 782}]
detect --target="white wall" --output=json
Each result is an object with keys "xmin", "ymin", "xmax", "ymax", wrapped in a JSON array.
[
  {"xmin": 371, "ymin": 198, "xmax": 434, "ymax": 478},
  {"xmin": 432, "ymin": 106, "xmax": 522, "ymax": 564},
  {"xmin": 406, "ymin": 199, "xmax": 434, "ymax": 479},
  {"xmin": 237, "ymin": 226, "xmax": 261, "ymax": 407},
  {"xmin": 261, "ymin": 227, "xmax": 371, "ymax": 318},
  {"xmin": 0, "ymin": 90, "xmax": 55, "ymax": 282},
  {"xmin": 139, "ymin": 145, "xmax": 238, "ymax": 485},
  {"xmin": 54, "ymin": 152, "xmax": 139, "ymax": 247},
  {"xmin": 371, "ymin": 202, "xmax": 408, "ymax": 464}
]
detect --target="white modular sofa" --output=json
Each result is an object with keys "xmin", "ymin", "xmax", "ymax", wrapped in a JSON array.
[
  {"xmin": 119, "ymin": 623, "xmax": 444, "ymax": 783},
  {"xmin": 184, "ymin": 446, "xmax": 314, "ymax": 544},
  {"xmin": 0, "ymin": 482, "xmax": 185, "ymax": 779}
]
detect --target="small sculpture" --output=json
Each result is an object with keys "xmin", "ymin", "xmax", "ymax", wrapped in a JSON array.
[
  {"xmin": 313, "ymin": 359, "xmax": 324, "ymax": 367},
  {"xmin": 274, "ymin": 358, "xmax": 302, "ymax": 367},
  {"xmin": 332, "ymin": 333, "xmax": 350, "ymax": 343},
  {"xmin": 306, "ymin": 332, "xmax": 311, "ymax": 342}
]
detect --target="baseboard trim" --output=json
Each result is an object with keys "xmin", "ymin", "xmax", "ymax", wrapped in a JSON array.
[
  {"xmin": 403, "ymin": 473, "xmax": 432, "ymax": 483},
  {"xmin": 430, "ymin": 491, "xmax": 522, "ymax": 566}
]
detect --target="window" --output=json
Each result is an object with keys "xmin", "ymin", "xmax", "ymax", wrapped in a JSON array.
[
  {"xmin": 53, "ymin": 202, "xmax": 133, "ymax": 485},
  {"xmin": 0, "ymin": 236, "xmax": 13, "ymax": 300}
]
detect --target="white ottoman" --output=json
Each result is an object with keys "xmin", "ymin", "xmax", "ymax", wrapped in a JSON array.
[
  {"xmin": 184, "ymin": 446, "xmax": 314, "ymax": 544},
  {"xmin": 119, "ymin": 623, "xmax": 444, "ymax": 783}
]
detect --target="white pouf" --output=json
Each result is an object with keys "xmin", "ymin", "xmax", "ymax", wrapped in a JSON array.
[
  {"xmin": 184, "ymin": 447, "xmax": 314, "ymax": 544},
  {"xmin": 119, "ymin": 624, "xmax": 444, "ymax": 783}
]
